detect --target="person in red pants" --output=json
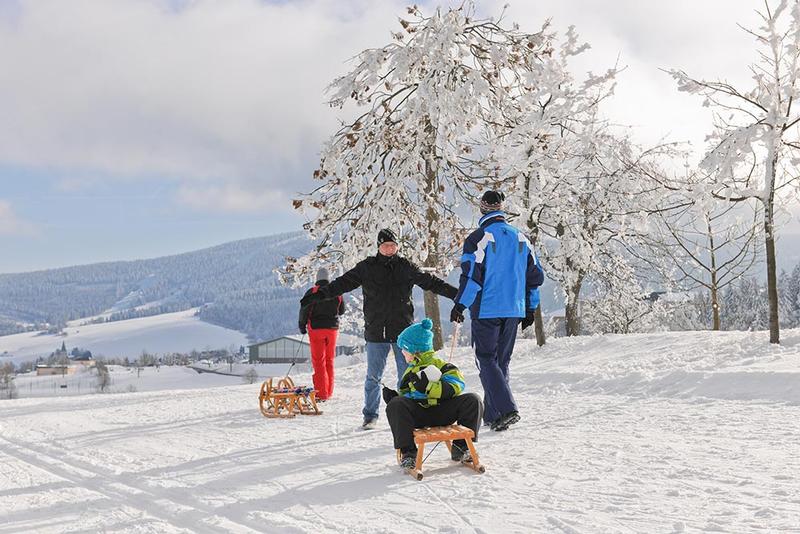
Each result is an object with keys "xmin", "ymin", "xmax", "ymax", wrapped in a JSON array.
[{"xmin": 299, "ymin": 268, "xmax": 345, "ymax": 401}]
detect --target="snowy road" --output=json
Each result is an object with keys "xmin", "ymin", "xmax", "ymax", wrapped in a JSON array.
[{"xmin": 1, "ymin": 331, "xmax": 799, "ymax": 533}]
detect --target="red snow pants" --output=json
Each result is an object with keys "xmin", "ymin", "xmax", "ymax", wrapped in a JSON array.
[{"xmin": 308, "ymin": 328, "xmax": 337, "ymax": 400}]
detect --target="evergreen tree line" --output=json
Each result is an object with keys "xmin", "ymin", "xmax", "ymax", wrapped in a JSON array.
[{"xmin": 687, "ymin": 264, "xmax": 800, "ymax": 332}]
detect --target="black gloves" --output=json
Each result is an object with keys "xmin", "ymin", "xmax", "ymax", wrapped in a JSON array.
[
  {"xmin": 382, "ymin": 386, "xmax": 398, "ymax": 403},
  {"xmin": 450, "ymin": 304, "xmax": 465, "ymax": 323},
  {"xmin": 521, "ymin": 308, "xmax": 536, "ymax": 331},
  {"xmin": 409, "ymin": 372, "xmax": 429, "ymax": 393},
  {"xmin": 300, "ymin": 290, "xmax": 326, "ymax": 308},
  {"xmin": 299, "ymin": 324, "xmax": 307, "ymax": 335}
]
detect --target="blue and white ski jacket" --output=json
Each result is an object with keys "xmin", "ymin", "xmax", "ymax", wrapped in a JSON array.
[{"xmin": 454, "ymin": 211, "xmax": 544, "ymax": 319}]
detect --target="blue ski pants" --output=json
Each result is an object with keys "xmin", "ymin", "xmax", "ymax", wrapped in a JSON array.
[{"xmin": 471, "ymin": 317, "xmax": 520, "ymax": 424}]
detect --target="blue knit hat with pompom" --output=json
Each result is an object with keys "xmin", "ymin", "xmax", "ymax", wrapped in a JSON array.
[{"xmin": 397, "ymin": 318, "xmax": 434, "ymax": 354}]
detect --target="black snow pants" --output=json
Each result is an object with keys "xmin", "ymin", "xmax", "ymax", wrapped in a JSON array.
[{"xmin": 385, "ymin": 393, "xmax": 483, "ymax": 452}]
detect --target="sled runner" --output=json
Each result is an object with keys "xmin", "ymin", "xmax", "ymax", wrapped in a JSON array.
[
  {"xmin": 258, "ymin": 377, "xmax": 322, "ymax": 418},
  {"xmin": 396, "ymin": 424, "xmax": 485, "ymax": 480}
]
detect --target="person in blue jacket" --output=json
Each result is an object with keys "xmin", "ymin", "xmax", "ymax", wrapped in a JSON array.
[{"xmin": 450, "ymin": 190, "xmax": 544, "ymax": 431}]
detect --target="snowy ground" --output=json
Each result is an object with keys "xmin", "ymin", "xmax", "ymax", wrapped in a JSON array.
[
  {"xmin": 0, "ymin": 329, "xmax": 798, "ymax": 533},
  {"xmin": 0, "ymin": 309, "xmax": 249, "ymax": 364}
]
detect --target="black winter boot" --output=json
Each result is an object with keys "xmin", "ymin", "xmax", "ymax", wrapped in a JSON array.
[
  {"xmin": 450, "ymin": 439, "xmax": 472, "ymax": 462},
  {"xmin": 400, "ymin": 447, "xmax": 417, "ymax": 469}
]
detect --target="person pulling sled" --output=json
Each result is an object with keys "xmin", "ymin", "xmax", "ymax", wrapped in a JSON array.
[{"xmin": 299, "ymin": 267, "xmax": 345, "ymax": 402}]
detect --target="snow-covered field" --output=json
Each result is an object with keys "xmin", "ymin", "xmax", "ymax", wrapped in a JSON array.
[
  {"xmin": 10, "ymin": 363, "xmax": 309, "ymax": 398},
  {"xmin": 11, "ymin": 365, "xmax": 244, "ymax": 397},
  {"xmin": 0, "ymin": 309, "xmax": 249, "ymax": 364},
  {"xmin": 0, "ymin": 329, "xmax": 798, "ymax": 533}
]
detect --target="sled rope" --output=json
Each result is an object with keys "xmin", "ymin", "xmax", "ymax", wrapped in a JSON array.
[
  {"xmin": 286, "ymin": 332, "xmax": 306, "ymax": 378},
  {"xmin": 421, "ymin": 440, "xmax": 441, "ymax": 465},
  {"xmin": 447, "ymin": 323, "xmax": 461, "ymax": 362}
]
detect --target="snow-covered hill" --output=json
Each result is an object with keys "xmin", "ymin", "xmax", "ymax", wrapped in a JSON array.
[
  {"xmin": 0, "ymin": 329, "xmax": 798, "ymax": 533},
  {"xmin": 0, "ymin": 308, "xmax": 248, "ymax": 363},
  {"xmin": 0, "ymin": 231, "xmax": 311, "ymax": 340}
]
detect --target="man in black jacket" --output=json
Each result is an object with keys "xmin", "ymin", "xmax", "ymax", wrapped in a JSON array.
[{"xmin": 300, "ymin": 229, "xmax": 457, "ymax": 429}]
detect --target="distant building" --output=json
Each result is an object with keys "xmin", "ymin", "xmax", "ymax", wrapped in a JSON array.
[
  {"xmin": 248, "ymin": 333, "xmax": 364, "ymax": 364},
  {"xmin": 328, "ymin": 333, "xmax": 365, "ymax": 356},
  {"xmin": 249, "ymin": 336, "xmax": 311, "ymax": 364},
  {"xmin": 71, "ymin": 353, "xmax": 95, "ymax": 367},
  {"xmin": 36, "ymin": 364, "xmax": 77, "ymax": 376}
]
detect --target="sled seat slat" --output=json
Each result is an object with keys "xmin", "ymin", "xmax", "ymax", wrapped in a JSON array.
[
  {"xmin": 413, "ymin": 424, "xmax": 475, "ymax": 445},
  {"xmin": 396, "ymin": 424, "xmax": 484, "ymax": 477}
]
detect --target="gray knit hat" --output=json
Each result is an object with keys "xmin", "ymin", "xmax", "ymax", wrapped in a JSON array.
[{"xmin": 316, "ymin": 267, "xmax": 329, "ymax": 282}]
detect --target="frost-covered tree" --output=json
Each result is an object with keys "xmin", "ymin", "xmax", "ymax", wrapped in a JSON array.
[
  {"xmin": 285, "ymin": 3, "xmax": 563, "ymax": 348},
  {"xmin": 483, "ymin": 24, "xmax": 618, "ymax": 342},
  {"xmin": 338, "ymin": 293, "xmax": 365, "ymax": 339},
  {"xmin": 95, "ymin": 359, "xmax": 110, "ymax": 393},
  {"xmin": 504, "ymin": 112, "xmax": 673, "ymax": 336},
  {"xmin": 669, "ymin": 0, "xmax": 800, "ymax": 343},
  {"xmin": 243, "ymin": 368, "xmax": 259, "ymax": 385},
  {"xmin": 581, "ymin": 256, "xmax": 672, "ymax": 335},
  {"xmin": 483, "ymin": 26, "xmax": 680, "ymax": 337},
  {"xmin": 0, "ymin": 363, "xmax": 17, "ymax": 400},
  {"xmin": 779, "ymin": 263, "xmax": 800, "ymax": 326},
  {"xmin": 720, "ymin": 276, "xmax": 770, "ymax": 331},
  {"xmin": 644, "ymin": 196, "xmax": 761, "ymax": 330}
]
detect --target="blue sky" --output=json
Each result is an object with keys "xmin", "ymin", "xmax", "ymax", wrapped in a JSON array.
[
  {"xmin": 0, "ymin": 0, "xmax": 797, "ymax": 274},
  {"xmin": 0, "ymin": 164, "xmax": 302, "ymax": 272}
]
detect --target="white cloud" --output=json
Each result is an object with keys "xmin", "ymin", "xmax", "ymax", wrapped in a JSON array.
[
  {"xmin": 0, "ymin": 200, "xmax": 37, "ymax": 236},
  {"xmin": 0, "ymin": 0, "xmax": 407, "ymax": 203},
  {"xmin": 176, "ymin": 183, "xmax": 286, "ymax": 212},
  {"xmin": 0, "ymin": 0, "xmax": 784, "ymax": 209}
]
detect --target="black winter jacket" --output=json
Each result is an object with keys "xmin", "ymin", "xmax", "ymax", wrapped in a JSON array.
[
  {"xmin": 321, "ymin": 254, "xmax": 457, "ymax": 343},
  {"xmin": 299, "ymin": 280, "xmax": 345, "ymax": 331}
]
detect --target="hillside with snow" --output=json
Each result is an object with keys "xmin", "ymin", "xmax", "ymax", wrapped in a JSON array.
[
  {"xmin": 0, "ymin": 232, "xmax": 311, "ymax": 341},
  {"xmin": 0, "ymin": 308, "xmax": 249, "ymax": 364},
  {"xmin": 0, "ymin": 329, "xmax": 798, "ymax": 533}
]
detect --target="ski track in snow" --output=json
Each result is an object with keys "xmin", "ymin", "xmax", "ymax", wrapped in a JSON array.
[{"xmin": 0, "ymin": 329, "xmax": 799, "ymax": 532}]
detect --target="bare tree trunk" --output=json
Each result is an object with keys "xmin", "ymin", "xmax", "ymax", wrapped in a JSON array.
[
  {"xmin": 706, "ymin": 215, "xmax": 721, "ymax": 331},
  {"xmin": 423, "ymin": 287, "xmax": 444, "ymax": 351},
  {"xmin": 765, "ymin": 201, "xmax": 780, "ymax": 344},
  {"xmin": 523, "ymin": 171, "xmax": 546, "ymax": 347},
  {"xmin": 710, "ymin": 283, "xmax": 721, "ymax": 331},
  {"xmin": 564, "ymin": 299, "xmax": 580, "ymax": 336},
  {"xmin": 564, "ymin": 276, "xmax": 584, "ymax": 336},
  {"xmin": 534, "ymin": 305, "xmax": 545, "ymax": 346},
  {"xmin": 422, "ymin": 117, "xmax": 445, "ymax": 351}
]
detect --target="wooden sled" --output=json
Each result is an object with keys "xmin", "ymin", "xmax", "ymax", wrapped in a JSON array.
[
  {"xmin": 396, "ymin": 424, "xmax": 485, "ymax": 480},
  {"xmin": 258, "ymin": 377, "xmax": 322, "ymax": 418}
]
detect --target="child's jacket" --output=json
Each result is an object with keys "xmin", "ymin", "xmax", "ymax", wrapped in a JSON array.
[{"xmin": 399, "ymin": 350, "xmax": 466, "ymax": 408}]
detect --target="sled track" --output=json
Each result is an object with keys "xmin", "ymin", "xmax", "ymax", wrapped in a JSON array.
[{"xmin": 0, "ymin": 434, "xmax": 284, "ymax": 533}]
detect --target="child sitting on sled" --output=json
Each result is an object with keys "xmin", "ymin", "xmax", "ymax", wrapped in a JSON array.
[{"xmin": 382, "ymin": 318, "xmax": 483, "ymax": 470}]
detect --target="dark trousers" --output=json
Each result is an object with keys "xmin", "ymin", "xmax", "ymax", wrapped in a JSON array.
[
  {"xmin": 472, "ymin": 317, "xmax": 520, "ymax": 424},
  {"xmin": 385, "ymin": 393, "xmax": 483, "ymax": 451}
]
